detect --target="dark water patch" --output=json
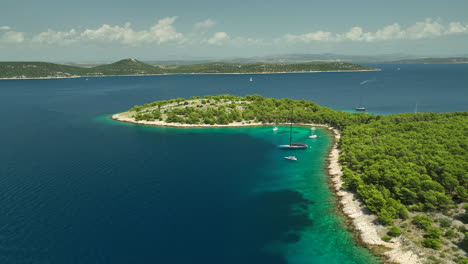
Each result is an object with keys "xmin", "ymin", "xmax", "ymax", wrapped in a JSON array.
[{"xmin": 237, "ymin": 189, "xmax": 314, "ymax": 241}]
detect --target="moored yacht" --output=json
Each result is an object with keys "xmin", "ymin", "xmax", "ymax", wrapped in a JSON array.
[
  {"xmin": 279, "ymin": 142, "xmax": 308, "ymax": 149},
  {"xmin": 278, "ymin": 108, "xmax": 308, "ymax": 149}
]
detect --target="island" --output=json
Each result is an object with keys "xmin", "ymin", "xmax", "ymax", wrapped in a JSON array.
[
  {"xmin": 0, "ymin": 59, "xmax": 378, "ymax": 79},
  {"xmin": 113, "ymin": 94, "xmax": 468, "ymax": 264}
]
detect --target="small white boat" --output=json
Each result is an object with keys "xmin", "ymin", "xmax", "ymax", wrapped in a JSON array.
[
  {"xmin": 250, "ymin": 77, "xmax": 253, "ymax": 82},
  {"xmin": 273, "ymin": 127, "xmax": 278, "ymax": 131},
  {"xmin": 309, "ymin": 135, "xmax": 318, "ymax": 139},
  {"xmin": 310, "ymin": 127, "xmax": 316, "ymax": 130},
  {"xmin": 355, "ymin": 107, "xmax": 366, "ymax": 111},
  {"xmin": 284, "ymin": 156, "xmax": 298, "ymax": 161}
]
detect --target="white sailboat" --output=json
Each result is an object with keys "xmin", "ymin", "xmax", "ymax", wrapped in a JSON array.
[
  {"xmin": 356, "ymin": 80, "xmax": 367, "ymax": 111},
  {"xmin": 356, "ymin": 88, "xmax": 366, "ymax": 111},
  {"xmin": 309, "ymin": 127, "xmax": 318, "ymax": 138},
  {"xmin": 249, "ymin": 77, "xmax": 253, "ymax": 82}
]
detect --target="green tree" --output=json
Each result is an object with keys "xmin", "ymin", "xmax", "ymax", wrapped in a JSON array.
[
  {"xmin": 388, "ymin": 226, "xmax": 402, "ymax": 237},
  {"xmin": 422, "ymin": 238, "xmax": 442, "ymax": 250}
]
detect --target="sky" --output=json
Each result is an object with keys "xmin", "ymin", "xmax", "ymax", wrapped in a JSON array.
[{"xmin": 1, "ymin": 0, "xmax": 468, "ymax": 61}]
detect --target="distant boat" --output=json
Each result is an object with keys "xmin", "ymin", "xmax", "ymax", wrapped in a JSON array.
[
  {"xmin": 85, "ymin": 78, "xmax": 89, "ymax": 81},
  {"xmin": 250, "ymin": 77, "xmax": 253, "ymax": 82},
  {"xmin": 284, "ymin": 156, "xmax": 298, "ymax": 161},
  {"xmin": 355, "ymin": 107, "xmax": 366, "ymax": 111},
  {"xmin": 309, "ymin": 127, "xmax": 318, "ymax": 138},
  {"xmin": 273, "ymin": 127, "xmax": 278, "ymax": 131},
  {"xmin": 355, "ymin": 93, "xmax": 366, "ymax": 111},
  {"xmin": 278, "ymin": 108, "xmax": 308, "ymax": 149},
  {"xmin": 356, "ymin": 80, "xmax": 366, "ymax": 111},
  {"xmin": 397, "ymin": 68, "xmax": 401, "ymax": 71}
]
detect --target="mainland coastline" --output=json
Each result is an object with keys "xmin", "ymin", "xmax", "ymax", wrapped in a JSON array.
[
  {"xmin": 111, "ymin": 112, "xmax": 419, "ymax": 264},
  {"xmin": 0, "ymin": 68, "xmax": 380, "ymax": 81},
  {"xmin": 0, "ymin": 59, "xmax": 379, "ymax": 80}
]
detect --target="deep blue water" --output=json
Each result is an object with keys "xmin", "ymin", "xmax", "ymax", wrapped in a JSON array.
[{"xmin": 0, "ymin": 63, "xmax": 467, "ymax": 263}]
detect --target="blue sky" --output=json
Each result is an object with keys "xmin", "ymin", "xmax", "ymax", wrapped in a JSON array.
[{"xmin": 1, "ymin": 0, "xmax": 468, "ymax": 61}]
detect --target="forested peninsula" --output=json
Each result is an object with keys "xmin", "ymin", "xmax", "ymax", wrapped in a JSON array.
[
  {"xmin": 113, "ymin": 95, "xmax": 468, "ymax": 264},
  {"xmin": 0, "ymin": 59, "xmax": 377, "ymax": 79}
]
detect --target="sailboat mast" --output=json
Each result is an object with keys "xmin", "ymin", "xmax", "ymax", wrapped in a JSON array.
[
  {"xmin": 289, "ymin": 108, "xmax": 293, "ymax": 145},
  {"xmin": 359, "ymin": 86, "xmax": 363, "ymax": 107}
]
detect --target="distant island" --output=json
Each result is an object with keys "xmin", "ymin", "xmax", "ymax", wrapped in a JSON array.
[
  {"xmin": 388, "ymin": 57, "xmax": 468, "ymax": 64},
  {"xmin": 113, "ymin": 94, "xmax": 468, "ymax": 264},
  {"xmin": 0, "ymin": 59, "xmax": 377, "ymax": 79}
]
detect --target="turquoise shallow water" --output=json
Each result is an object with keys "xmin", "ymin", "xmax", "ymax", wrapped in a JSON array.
[
  {"xmin": 239, "ymin": 125, "xmax": 379, "ymax": 264},
  {"xmin": 100, "ymin": 116, "xmax": 380, "ymax": 264}
]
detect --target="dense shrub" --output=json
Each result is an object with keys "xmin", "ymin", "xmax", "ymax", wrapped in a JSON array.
[
  {"xmin": 388, "ymin": 226, "xmax": 402, "ymax": 237},
  {"xmin": 422, "ymin": 238, "xmax": 442, "ymax": 249}
]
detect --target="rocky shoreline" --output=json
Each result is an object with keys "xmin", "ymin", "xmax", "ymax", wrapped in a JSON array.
[{"xmin": 327, "ymin": 127, "xmax": 422, "ymax": 264}]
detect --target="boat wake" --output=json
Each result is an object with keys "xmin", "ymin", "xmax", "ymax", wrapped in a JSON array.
[{"xmin": 360, "ymin": 79, "xmax": 375, "ymax": 85}]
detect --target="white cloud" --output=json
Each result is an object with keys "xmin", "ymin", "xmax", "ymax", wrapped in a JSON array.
[
  {"xmin": 207, "ymin": 32, "xmax": 229, "ymax": 45},
  {"xmin": 0, "ymin": 26, "xmax": 25, "ymax": 44},
  {"xmin": 285, "ymin": 18, "xmax": 468, "ymax": 43},
  {"xmin": 404, "ymin": 18, "xmax": 445, "ymax": 39},
  {"xmin": 31, "ymin": 17, "xmax": 184, "ymax": 46},
  {"xmin": 194, "ymin": 19, "xmax": 216, "ymax": 30},
  {"xmin": 372, "ymin": 24, "xmax": 405, "ymax": 41},
  {"xmin": 0, "ymin": 30, "xmax": 25, "ymax": 43},
  {"xmin": 285, "ymin": 31, "xmax": 333, "ymax": 42},
  {"xmin": 448, "ymin": 22, "xmax": 468, "ymax": 34},
  {"xmin": 4, "ymin": 17, "xmax": 467, "ymax": 49},
  {"xmin": 32, "ymin": 29, "xmax": 79, "ymax": 45}
]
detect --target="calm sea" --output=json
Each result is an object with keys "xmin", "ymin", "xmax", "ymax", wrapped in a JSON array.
[{"xmin": 0, "ymin": 63, "xmax": 466, "ymax": 263}]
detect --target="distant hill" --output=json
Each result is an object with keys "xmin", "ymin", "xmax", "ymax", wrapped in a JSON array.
[
  {"xmin": 388, "ymin": 57, "xmax": 468, "ymax": 64},
  {"xmin": 222, "ymin": 53, "xmax": 386, "ymax": 63},
  {"xmin": 160, "ymin": 61, "xmax": 375, "ymax": 74},
  {"xmin": 90, "ymin": 59, "xmax": 163, "ymax": 75},
  {"xmin": 0, "ymin": 62, "xmax": 88, "ymax": 79},
  {"xmin": 0, "ymin": 59, "xmax": 163, "ymax": 79},
  {"xmin": 146, "ymin": 53, "xmax": 418, "ymax": 65},
  {"xmin": 0, "ymin": 59, "xmax": 377, "ymax": 79}
]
